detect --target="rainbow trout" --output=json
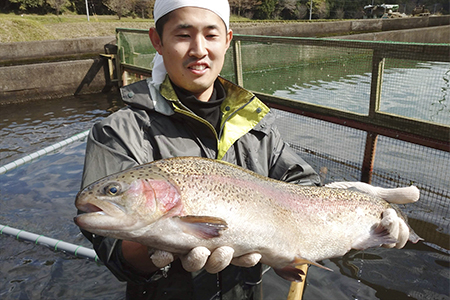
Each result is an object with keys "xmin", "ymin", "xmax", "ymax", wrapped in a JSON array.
[{"xmin": 74, "ymin": 157, "xmax": 420, "ymax": 281}]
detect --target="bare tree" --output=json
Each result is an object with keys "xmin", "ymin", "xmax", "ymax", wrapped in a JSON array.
[
  {"xmin": 104, "ymin": 0, "xmax": 133, "ymax": 19},
  {"xmin": 281, "ymin": 0, "xmax": 297, "ymax": 13},
  {"xmin": 335, "ymin": 7, "xmax": 345, "ymax": 19},
  {"xmin": 47, "ymin": 0, "xmax": 69, "ymax": 16},
  {"xmin": 297, "ymin": 3, "xmax": 308, "ymax": 19},
  {"xmin": 129, "ymin": 0, "xmax": 155, "ymax": 18},
  {"xmin": 280, "ymin": 0, "xmax": 312, "ymax": 19},
  {"xmin": 315, "ymin": 0, "xmax": 329, "ymax": 19},
  {"xmin": 229, "ymin": 0, "xmax": 259, "ymax": 17},
  {"xmin": 279, "ymin": 0, "xmax": 296, "ymax": 19}
]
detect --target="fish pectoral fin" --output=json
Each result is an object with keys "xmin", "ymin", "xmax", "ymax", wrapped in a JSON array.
[
  {"xmin": 293, "ymin": 257, "xmax": 332, "ymax": 272},
  {"xmin": 176, "ymin": 215, "xmax": 228, "ymax": 239}
]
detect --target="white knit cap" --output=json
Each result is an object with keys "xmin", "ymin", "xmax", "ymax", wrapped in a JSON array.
[
  {"xmin": 151, "ymin": 0, "xmax": 230, "ymax": 85},
  {"xmin": 154, "ymin": 0, "xmax": 230, "ymax": 30}
]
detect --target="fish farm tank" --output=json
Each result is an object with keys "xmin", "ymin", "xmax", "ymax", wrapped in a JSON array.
[{"xmin": 0, "ymin": 32, "xmax": 449, "ymax": 299}]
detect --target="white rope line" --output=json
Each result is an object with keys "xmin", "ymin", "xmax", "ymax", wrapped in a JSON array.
[
  {"xmin": 1, "ymin": 224, "xmax": 99, "ymax": 262},
  {"xmin": 0, "ymin": 130, "xmax": 90, "ymax": 175}
]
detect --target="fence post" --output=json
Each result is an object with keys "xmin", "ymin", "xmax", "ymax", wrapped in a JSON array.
[
  {"xmin": 369, "ymin": 51, "xmax": 385, "ymax": 117},
  {"xmin": 361, "ymin": 50, "xmax": 385, "ymax": 183},
  {"xmin": 232, "ymin": 40, "xmax": 244, "ymax": 87},
  {"xmin": 361, "ymin": 132, "xmax": 378, "ymax": 183}
]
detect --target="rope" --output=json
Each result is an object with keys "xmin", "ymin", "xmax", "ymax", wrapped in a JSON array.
[
  {"xmin": 0, "ymin": 130, "xmax": 89, "ymax": 175},
  {"xmin": 0, "ymin": 224, "xmax": 99, "ymax": 262}
]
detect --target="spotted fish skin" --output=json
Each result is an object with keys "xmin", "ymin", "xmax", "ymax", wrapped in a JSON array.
[{"xmin": 75, "ymin": 157, "xmax": 419, "ymax": 280}]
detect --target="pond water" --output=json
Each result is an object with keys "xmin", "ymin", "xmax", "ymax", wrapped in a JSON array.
[
  {"xmin": 243, "ymin": 59, "xmax": 450, "ymax": 126},
  {"xmin": 0, "ymin": 71, "xmax": 449, "ymax": 299}
]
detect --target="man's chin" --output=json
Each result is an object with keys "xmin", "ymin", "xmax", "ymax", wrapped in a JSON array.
[{"xmin": 183, "ymin": 81, "xmax": 217, "ymax": 101}]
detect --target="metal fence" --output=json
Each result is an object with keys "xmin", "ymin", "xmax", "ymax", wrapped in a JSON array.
[{"xmin": 114, "ymin": 28, "xmax": 450, "ymax": 251}]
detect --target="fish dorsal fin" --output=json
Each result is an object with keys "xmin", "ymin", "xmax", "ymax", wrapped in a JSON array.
[{"xmin": 176, "ymin": 215, "xmax": 228, "ymax": 239}]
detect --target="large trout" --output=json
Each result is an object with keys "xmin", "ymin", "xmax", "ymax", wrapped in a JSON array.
[{"xmin": 74, "ymin": 157, "xmax": 420, "ymax": 281}]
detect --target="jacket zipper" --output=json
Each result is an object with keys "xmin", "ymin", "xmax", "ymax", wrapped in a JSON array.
[
  {"xmin": 173, "ymin": 101, "xmax": 218, "ymax": 138},
  {"xmin": 218, "ymin": 96, "xmax": 256, "ymax": 139}
]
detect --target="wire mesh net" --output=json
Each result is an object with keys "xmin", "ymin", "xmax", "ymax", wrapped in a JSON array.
[
  {"xmin": 232, "ymin": 41, "xmax": 374, "ymax": 115},
  {"xmin": 380, "ymin": 58, "xmax": 450, "ymax": 125},
  {"xmin": 116, "ymin": 30, "xmax": 450, "ymax": 252},
  {"xmin": 117, "ymin": 29, "xmax": 156, "ymax": 69},
  {"xmin": 275, "ymin": 110, "xmax": 449, "ymax": 252},
  {"xmin": 232, "ymin": 38, "xmax": 449, "ymax": 252}
]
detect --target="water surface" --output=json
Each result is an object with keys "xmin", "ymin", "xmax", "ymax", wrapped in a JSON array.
[{"xmin": 0, "ymin": 84, "xmax": 448, "ymax": 299}]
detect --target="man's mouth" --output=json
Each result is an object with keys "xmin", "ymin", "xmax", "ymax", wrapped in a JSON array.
[{"xmin": 189, "ymin": 64, "xmax": 208, "ymax": 71}]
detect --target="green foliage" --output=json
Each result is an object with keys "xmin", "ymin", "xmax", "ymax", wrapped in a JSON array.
[
  {"xmin": 255, "ymin": 0, "xmax": 277, "ymax": 19},
  {"xmin": 1, "ymin": 0, "xmax": 449, "ymax": 19},
  {"xmin": 9, "ymin": 0, "xmax": 45, "ymax": 10}
]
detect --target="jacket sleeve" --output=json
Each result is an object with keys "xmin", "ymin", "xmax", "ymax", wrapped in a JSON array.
[
  {"xmin": 264, "ymin": 118, "xmax": 321, "ymax": 186},
  {"xmin": 271, "ymin": 142, "xmax": 321, "ymax": 186},
  {"xmin": 79, "ymin": 121, "xmax": 157, "ymax": 284}
]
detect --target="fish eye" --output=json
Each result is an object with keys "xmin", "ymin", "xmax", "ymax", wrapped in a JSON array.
[{"xmin": 104, "ymin": 183, "xmax": 121, "ymax": 196}]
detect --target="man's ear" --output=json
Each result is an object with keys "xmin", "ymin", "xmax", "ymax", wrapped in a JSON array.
[
  {"xmin": 225, "ymin": 29, "xmax": 233, "ymax": 51},
  {"xmin": 149, "ymin": 27, "xmax": 163, "ymax": 54}
]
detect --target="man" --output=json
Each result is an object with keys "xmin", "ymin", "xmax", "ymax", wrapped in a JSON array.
[{"xmin": 79, "ymin": 0, "xmax": 413, "ymax": 299}]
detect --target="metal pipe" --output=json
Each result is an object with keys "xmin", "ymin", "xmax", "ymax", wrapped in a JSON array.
[
  {"xmin": 0, "ymin": 130, "xmax": 89, "ymax": 175},
  {"xmin": 85, "ymin": 0, "xmax": 90, "ymax": 21},
  {"xmin": 0, "ymin": 224, "xmax": 99, "ymax": 262}
]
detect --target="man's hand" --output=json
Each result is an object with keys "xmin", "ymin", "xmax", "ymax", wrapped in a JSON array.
[
  {"xmin": 150, "ymin": 247, "xmax": 262, "ymax": 274},
  {"xmin": 326, "ymin": 181, "xmax": 420, "ymax": 249},
  {"xmin": 325, "ymin": 181, "xmax": 420, "ymax": 204},
  {"xmin": 379, "ymin": 208, "xmax": 410, "ymax": 248}
]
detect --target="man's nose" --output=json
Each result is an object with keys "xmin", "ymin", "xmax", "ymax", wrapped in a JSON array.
[{"xmin": 189, "ymin": 35, "xmax": 207, "ymax": 58}]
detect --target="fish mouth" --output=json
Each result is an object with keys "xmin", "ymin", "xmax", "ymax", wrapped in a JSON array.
[
  {"xmin": 77, "ymin": 199, "xmax": 126, "ymax": 216},
  {"xmin": 74, "ymin": 200, "xmax": 129, "ymax": 230},
  {"xmin": 78, "ymin": 203, "xmax": 104, "ymax": 214}
]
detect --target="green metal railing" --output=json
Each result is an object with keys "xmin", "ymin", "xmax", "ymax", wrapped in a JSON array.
[{"xmin": 113, "ymin": 28, "xmax": 449, "ymax": 183}]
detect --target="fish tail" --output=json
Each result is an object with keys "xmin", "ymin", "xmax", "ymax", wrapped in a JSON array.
[{"xmin": 390, "ymin": 204, "xmax": 422, "ymax": 243}]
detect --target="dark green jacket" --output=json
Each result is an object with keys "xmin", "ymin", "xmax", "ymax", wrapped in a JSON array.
[{"xmin": 80, "ymin": 76, "xmax": 320, "ymax": 300}]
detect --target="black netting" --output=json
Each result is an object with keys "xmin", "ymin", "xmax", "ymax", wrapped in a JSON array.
[
  {"xmin": 273, "ymin": 110, "xmax": 449, "ymax": 252},
  {"xmin": 116, "ymin": 30, "xmax": 450, "ymax": 252}
]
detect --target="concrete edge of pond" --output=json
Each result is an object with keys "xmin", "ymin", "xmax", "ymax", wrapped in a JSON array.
[{"xmin": 0, "ymin": 16, "xmax": 448, "ymax": 104}]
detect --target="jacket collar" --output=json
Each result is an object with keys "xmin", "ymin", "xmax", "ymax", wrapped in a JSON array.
[
  {"xmin": 120, "ymin": 76, "xmax": 270, "ymax": 134},
  {"xmin": 121, "ymin": 76, "xmax": 257, "ymax": 113},
  {"xmin": 120, "ymin": 76, "xmax": 272, "ymax": 160}
]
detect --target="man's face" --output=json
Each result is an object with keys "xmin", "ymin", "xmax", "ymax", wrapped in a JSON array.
[{"xmin": 150, "ymin": 7, "xmax": 232, "ymax": 101}]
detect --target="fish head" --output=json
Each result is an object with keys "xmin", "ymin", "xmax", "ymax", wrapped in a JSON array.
[{"xmin": 74, "ymin": 167, "xmax": 182, "ymax": 235}]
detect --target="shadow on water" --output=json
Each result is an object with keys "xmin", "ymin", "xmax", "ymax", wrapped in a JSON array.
[{"xmin": 329, "ymin": 243, "xmax": 449, "ymax": 300}]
